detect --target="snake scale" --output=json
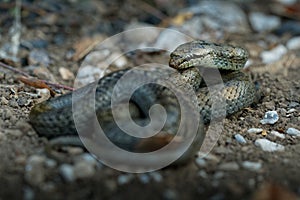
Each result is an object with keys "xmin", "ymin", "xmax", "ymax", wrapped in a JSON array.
[{"xmin": 29, "ymin": 40, "xmax": 258, "ymax": 164}]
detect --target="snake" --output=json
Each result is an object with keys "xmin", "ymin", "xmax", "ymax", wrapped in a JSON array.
[{"xmin": 29, "ymin": 40, "xmax": 258, "ymax": 164}]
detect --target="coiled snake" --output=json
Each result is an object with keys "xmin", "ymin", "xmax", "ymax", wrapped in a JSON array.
[{"xmin": 29, "ymin": 41, "xmax": 258, "ymax": 164}]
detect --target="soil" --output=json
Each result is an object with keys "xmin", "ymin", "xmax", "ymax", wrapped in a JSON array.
[{"xmin": 0, "ymin": 0, "xmax": 299, "ymax": 199}]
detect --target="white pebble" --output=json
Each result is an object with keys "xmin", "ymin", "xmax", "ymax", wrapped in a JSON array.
[
  {"xmin": 117, "ymin": 174, "xmax": 133, "ymax": 185},
  {"xmin": 270, "ymin": 130, "xmax": 285, "ymax": 139},
  {"xmin": 260, "ymin": 45, "xmax": 287, "ymax": 64},
  {"xmin": 247, "ymin": 128, "xmax": 263, "ymax": 134},
  {"xmin": 242, "ymin": 161, "xmax": 262, "ymax": 171},
  {"xmin": 149, "ymin": 172, "xmax": 163, "ymax": 182},
  {"xmin": 249, "ymin": 12, "xmax": 281, "ymax": 32},
  {"xmin": 234, "ymin": 134, "xmax": 247, "ymax": 144},
  {"xmin": 139, "ymin": 174, "xmax": 150, "ymax": 184},
  {"xmin": 195, "ymin": 157, "xmax": 207, "ymax": 167},
  {"xmin": 255, "ymin": 139, "xmax": 285, "ymax": 152},
  {"xmin": 286, "ymin": 36, "xmax": 300, "ymax": 50},
  {"xmin": 286, "ymin": 128, "xmax": 300, "ymax": 136},
  {"xmin": 59, "ymin": 164, "xmax": 75, "ymax": 182},
  {"xmin": 260, "ymin": 111, "xmax": 279, "ymax": 124}
]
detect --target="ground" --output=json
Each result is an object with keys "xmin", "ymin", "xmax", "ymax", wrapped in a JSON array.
[{"xmin": 0, "ymin": 0, "xmax": 299, "ymax": 199}]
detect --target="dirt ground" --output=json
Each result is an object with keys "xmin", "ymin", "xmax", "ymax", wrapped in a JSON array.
[{"xmin": 0, "ymin": 0, "xmax": 299, "ymax": 199}]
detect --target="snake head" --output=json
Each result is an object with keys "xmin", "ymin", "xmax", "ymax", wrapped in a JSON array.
[{"xmin": 169, "ymin": 40, "xmax": 249, "ymax": 70}]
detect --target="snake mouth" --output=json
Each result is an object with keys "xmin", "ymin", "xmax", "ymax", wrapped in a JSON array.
[{"xmin": 169, "ymin": 54, "xmax": 190, "ymax": 69}]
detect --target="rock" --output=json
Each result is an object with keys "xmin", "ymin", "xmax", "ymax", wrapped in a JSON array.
[
  {"xmin": 234, "ymin": 134, "xmax": 247, "ymax": 144},
  {"xmin": 73, "ymin": 161, "xmax": 96, "ymax": 179},
  {"xmin": 247, "ymin": 128, "xmax": 263, "ymax": 134},
  {"xmin": 195, "ymin": 157, "xmax": 207, "ymax": 167},
  {"xmin": 59, "ymin": 164, "xmax": 75, "ymax": 182},
  {"xmin": 124, "ymin": 22, "xmax": 160, "ymax": 45},
  {"xmin": 59, "ymin": 67, "xmax": 75, "ymax": 80},
  {"xmin": 28, "ymin": 49, "xmax": 50, "ymax": 67},
  {"xmin": 149, "ymin": 172, "xmax": 163, "ymax": 182},
  {"xmin": 260, "ymin": 45, "xmax": 287, "ymax": 64},
  {"xmin": 185, "ymin": 1, "xmax": 249, "ymax": 33},
  {"xmin": 249, "ymin": 12, "xmax": 281, "ymax": 32},
  {"xmin": 254, "ymin": 139, "xmax": 284, "ymax": 152},
  {"xmin": 288, "ymin": 102, "xmax": 299, "ymax": 108},
  {"xmin": 286, "ymin": 36, "xmax": 300, "ymax": 50},
  {"xmin": 117, "ymin": 174, "xmax": 134, "ymax": 185},
  {"xmin": 270, "ymin": 130, "xmax": 285, "ymax": 139},
  {"xmin": 218, "ymin": 162, "xmax": 239, "ymax": 171},
  {"xmin": 242, "ymin": 161, "xmax": 262, "ymax": 171},
  {"xmin": 25, "ymin": 155, "xmax": 46, "ymax": 186},
  {"xmin": 260, "ymin": 111, "xmax": 279, "ymax": 125},
  {"xmin": 286, "ymin": 128, "xmax": 300, "ymax": 136},
  {"xmin": 138, "ymin": 174, "xmax": 150, "ymax": 184}
]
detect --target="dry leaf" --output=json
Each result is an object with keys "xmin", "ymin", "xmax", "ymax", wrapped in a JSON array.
[{"xmin": 19, "ymin": 76, "xmax": 56, "ymax": 96}]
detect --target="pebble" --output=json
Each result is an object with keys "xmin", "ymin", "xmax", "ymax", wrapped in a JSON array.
[
  {"xmin": 73, "ymin": 161, "xmax": 96, "ymax": 179},
  {"xmin": 286, "ymin": 127, "xmax": 300, "ymax": 136},
  {"xmin": 163, "ymin": 189, "xmax": 178, "ymax": 200},
  {"xmin": 124, "ymin": 22, "xmax": 160, "ymax": 45},
  {"xmin": 59, "ymin": 67, "xmax": 75, "ymax": 80},
  {"xmin": 213, "ymin": 171, "xmax": 225, "ymax": 179},
  {"xmin": 247, "ymin": 128, "xmax": 263, "ymax": 134},
  {"xmin": 59, "ymin": 164, "xmax": 75, "ymax": 182},
  {"xmin": 242, "ymin": 161, "xmax": 262, "ymax": 171},
  {"xmin": 249, "ymin": 12, "xmax": 281, "ymax": 32},
  {"xmin": 5, "ymin": 129, "xmax": 23, "ymax": 137},
  {"xmin": 0, "ymin": 131, "xmax": 6, "ymax": 141},
  {"xmin": 149, "ymin": 171, "xmax": 163, "ymax": 182},
  {"xmin": 28, "ymin": 49, "xmax": 50, "ymax": 67},
  {"xmin": 197, "ymin": 170, "xmax": 208, "ymax": 178},
  {"xmin": 25, "ymin": 155, "xmax": 46, "ymax": 186},
  {"xmin": 270, "ymin": 130, "xmax": 285, "ymax": 139},
  {"xmin": 117, "ymin": 174, "xmax": 134, "ymax": 185},
  {"xmin": 76, "ymin": 65, "xmax": 105, "ymax": 86},
  {"xmin": 138, "ymin": 173, "xmax": 150, "ymax": 184},
  {"xmin": 254, "ymin": 139, "xmax": 285, "ymax": 152},
  {"xmin": 288, "ymin": 102, "xmax": 299, "ymax": 108},
  {"xmin": 260, "ymin": 45, "xmax": 287, "ymax": 64},
  {"xmin": 195, "ymin": 157, "xmax": 207, "ymax": 167},
  {"xmin": 186, "ymin": 1, "xmax": 249, "ymax": 33},
  {"xmin": 218, "ymin": 162, "xmax": 240, "ymax": 171},
  {"xmin": 234, "ymin": 134, "xmax": 247, "ymax": 144},
  {"xmin": 260, "ymin": 111, "xmax": 279, "ymax": 125},
  {"xmin": 286, "ymin": 36, "xmax": 300, "ymax": 50}
]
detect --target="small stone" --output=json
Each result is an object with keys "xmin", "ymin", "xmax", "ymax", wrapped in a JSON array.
[
  {"xmin": 213, "ymin": 171, "xmax": 225, "ymax": 179},
  {"xmin": 249, "ymin": 12, "xmax": 281, "ymax": 32},
  {"xmin": 25, "ymin": 155, "xmax": 46, "ymax": 186},
  {"xmin": 5, "ymin": 129, "xmax": 23, "ymax": 137},
  {"xmin": 149, "ymin": 172, "xmax": 163, "ymax": 182},
  {"xmin": 286, "ymin": 128, "xmax": 300, "ymax": 136},
  {"xmin": 117, "ymin": 174, "xmax": 133, "ymax": 185},
  {"xmin": 138, "ymin": 174, "xmax": 150, "ymax": 184},
  {"xmin": 234, "ymin": 134, "xmax": 247, "ymax": 144},
  {"xmin": 260, "ymin": 45, "xmax": 287, "ymax": 64},
  {"xmin": 59, "ymin": 67, "xmax": 75, "ymax": 80},
  {"xmin": 195, "ymin": 157, "xmax": 207, "ymax": 167},
  {"xmin": 242, "ymin": 161, "xmax": 262, "ymax": 171},
  {"xmin": 73, "ymin": 161, "xmax": 96, "ymax": 179},
  {"xmin": 288, "ymin": 102, "xmax": 299, "ymax": 108},
  {"xmin": 260, "ymin": 111, "xmax": 279, "ymax": 125},
  {"xmin": 286, "ymin": 108, "xmax": 296, "ymax": 114},
  {"xmin": 255, "ymin": 139, "xmax": 285, "ymax": 152},
  {"xmin": 286, "ymin": 36, "xmax": 300, "ymax": 50},
  {"xmin": 270, "ymin": 130, "xmax": 285, "ymax": 139},
  {"xmin": 218, "ymin": 162, "xmax": 239, "ymax": 171},
  {"xmin": 28, "ymin": 49, "xmax": 50, "ymax": 67},
  {"xmin": 163, "ymin": 189, "xmax": 177, "ymax": 200},
  {"xmin": 247, "ymin": 128, "xmax": 263, "ymax": 134},
  {"xmin": 45, "ymin": 158, "xmax": 57, "ymax": 168},
  {"xmin": 197, "ymin": 170, "xmax": 208, "ymax": 178},
  {"xmin": 59, "ymin": 164, "xmax": 75, "ymax": 182},
  {"xmin": 1, "ymin": 97, "xmax": 9, "ymax": 105}
]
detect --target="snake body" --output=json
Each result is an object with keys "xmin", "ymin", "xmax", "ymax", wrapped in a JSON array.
[{"xmin": 29, "ymin": 41, "xmax": 257, "ymax": 163}]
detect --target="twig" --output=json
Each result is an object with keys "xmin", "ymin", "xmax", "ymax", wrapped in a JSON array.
[{"xmin": 0, "ymin": 61, "xmax": 74, "ymax": 91}]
